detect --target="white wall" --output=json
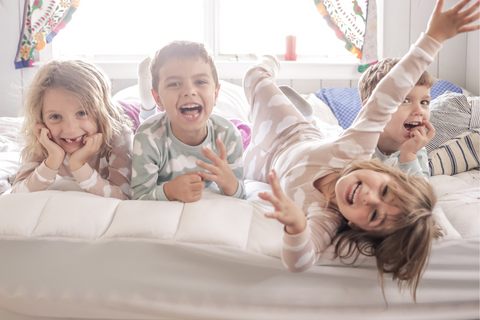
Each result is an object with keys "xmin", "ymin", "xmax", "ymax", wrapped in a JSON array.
[{"xmin": 1, "ymin": 0, "xmax": 479, "ymax": 117}]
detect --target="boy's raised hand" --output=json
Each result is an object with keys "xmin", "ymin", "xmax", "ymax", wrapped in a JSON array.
[
  {"xmin": 426, "ymin": 0, "xmax": 480, "ymax": 44},
  {"xmin": 400, "ymin": 121, "xmax": 436, "ymax": 163},
  {"xmin": 259, "ymin": 169, "xmax": 307, "ymax": 235},
  {"xmin": 196, "ymin": 138, "xmax": 239, "ymax": 196},
  {"xmin": 35, "ymin": 124, "xmax": 65, "ymax": 170},
  {"xmin": 69, "ymin": 133, "xmax": 103, "ymax": 171},
  {"xmin": 164, "ymin": 171, "xmax": 205, "ymax": 202}
]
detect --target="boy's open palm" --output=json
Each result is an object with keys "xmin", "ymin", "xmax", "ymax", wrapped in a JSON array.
[
  {"xmin": 164, "ymin": 171, "xmax": 205, "ymax": 203},
  {"xmin": 426, "ymin": 0, "xmax": 480, "ymax": 44},
  {"xmin": 35, "ymin": 124, "xmax": 65, "ymax": 170},
  {"xmin": 196, "ymin": 139, "xmax": 238, "ymax": 196},
  {"xmin": 69, "ymin": 133, "xmax": 103, "ymax": 171},
  {"xmin": 259, "ymin": 170, "xmax": 307, "ymax": 235}
]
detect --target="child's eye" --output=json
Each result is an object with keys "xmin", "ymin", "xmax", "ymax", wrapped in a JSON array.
[
  {"xmin": 402, "ymin": 98, "xmax": 410, "ymax": 104},
  {"xmin": 371, "ymin": 210, "xmax": 377, "ymax": 222},
  {"xmin": 196, "ymin": 79, "xmax": 207, "ymax": 85},
  {"xmin": 421, "ymin": 100, "xmax": 430, "ymax": 106},
  {"xmin": 382, "ymin": 186, "xmax": 388, "ymax": 197},
  {"xmin": 167, "ymin": 82, "xmax": 180, "ymax": 87},
  {"xmin": 49, "ymin": 114, "xmax": 61, "ymax": 120},
  {"xmin": 77, "ymin": 110, "xmax": 88, "ymax": 117}
]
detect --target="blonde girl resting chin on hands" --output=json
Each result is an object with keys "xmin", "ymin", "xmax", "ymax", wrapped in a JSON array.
[
  {"xmin": 12, "ymin": 59, "xmax": 134, "ymax": 200},
  {"xmin": 244, "ymin": 0, "xmax": 480, "ymax": 301}
]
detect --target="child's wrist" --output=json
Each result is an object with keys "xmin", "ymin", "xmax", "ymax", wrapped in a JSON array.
[
  {"xmin": 163, "ymin": 182, "xmax": 175, "ymax": 201},
  {"xmin": 222, "ymin": 179, "xmax": 239, "ymax": 196},
  {"xmin": 399, "ymin": 151, "xmax": 417, "ymax": 163},
  {"xmin": 285, "ymin": 217, "xmax": 307, "ymax": 235}
]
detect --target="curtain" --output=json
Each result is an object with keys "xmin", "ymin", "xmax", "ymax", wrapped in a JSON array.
[
  {"xmin": 314, "ymin": 0, "xmax": 378, "ymax": 72},
  {"xmin": 14, "ymin": 0, "xmax": 80, "ymax": 69}
]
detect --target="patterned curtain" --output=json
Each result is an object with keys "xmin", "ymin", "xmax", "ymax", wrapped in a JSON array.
[
  {"xmin": 14, "ymin": 0, "xmax": 80, "ymax": 69},
  {"xmin": 314, "ymin": 0, "xmax": 378, "ymax": 72}
]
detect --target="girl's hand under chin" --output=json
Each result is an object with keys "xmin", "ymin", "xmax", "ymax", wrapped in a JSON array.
[
  {"xmin": 69, "ymin": 133, "xmax": 103, "ymax": 171},
  {"xmin": 35, "ymin": 124, "xmax": 65, "ymax": 170}
]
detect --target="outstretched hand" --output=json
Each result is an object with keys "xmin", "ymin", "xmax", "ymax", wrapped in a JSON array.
[
  {"xmin": 35, "ymin": 123, "xmax": 65, "ymax": 170},
  {"xmin": 196, "ymin": 138, "xmax": 239, "ymax": 196},
  {"xmin": 259, "ymin": 169, "xmax": 307, "ymax": 235},
  {"xmin": 426, "ymin": 0, "xmax": 480, "ymax": 44}
]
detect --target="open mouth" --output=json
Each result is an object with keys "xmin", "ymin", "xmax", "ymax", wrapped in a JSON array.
[
  {"xmin": 404, "ymin": 121, "xmax": 422, "ymax": 131},
  {"xmin": 61, "ymin": 134, "xmax": 85, "ymax": 144},
  {"xmin": 180, "ymin": 104, "xmax": 202, "ymax": 119},
  {"xmin": 347, "ymin": 182, "xmax": 361, "ymax": 205}
]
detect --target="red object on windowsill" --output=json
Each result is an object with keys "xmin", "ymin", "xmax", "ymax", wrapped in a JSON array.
[{"xmin": 285, "ymin": 35, "xmax": 296, "ymax": 61}]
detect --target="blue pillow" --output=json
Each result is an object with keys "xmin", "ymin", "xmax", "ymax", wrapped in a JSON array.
[
  {"xmin": 315, "ymin": 87, "xmax": 362, "ymax": 130},
  {"xmin": 430, "ymin": 80, "xmax": 462, "ymax": 100},
  {"xmin": 315, "ymin": 80, "xmax": 463, "ymax": 130}
]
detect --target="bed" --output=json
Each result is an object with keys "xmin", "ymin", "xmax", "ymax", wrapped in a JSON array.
[{"xmin": 0, "ymin": 80, "xmax": 478, "ymax": 320}]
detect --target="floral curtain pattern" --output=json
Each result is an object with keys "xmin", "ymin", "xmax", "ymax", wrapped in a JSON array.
[
  {"xmin": 14, "ymin": 0, "xmax": 79, "ymax": 69},
  {"xmin": 314, "ymin": 0, "xmax": 377, "ymax": 72}
]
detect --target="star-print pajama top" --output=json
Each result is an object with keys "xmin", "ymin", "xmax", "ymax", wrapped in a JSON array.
[
  {"xmin": 242, "ymin": 33, "xmax": 441, "ymax": 272},
  {"xmin": 12, "ymin": 128, "xmax": 133, "ymax": 200}
]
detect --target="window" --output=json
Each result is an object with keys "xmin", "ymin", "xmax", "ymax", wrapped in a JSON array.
[{"xmin": 53, "ymin": 0, "xmax": 353, "ymax": 61}]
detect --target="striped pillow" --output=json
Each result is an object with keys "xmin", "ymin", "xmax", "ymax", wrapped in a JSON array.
[{"xmin": 428, "ymin": 129, "xmax": 480, "ymax": 176}]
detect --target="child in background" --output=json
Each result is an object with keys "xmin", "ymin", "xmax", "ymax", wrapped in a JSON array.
[
  {"xmin": 359, "ymin": 58, "xmax": 436, "ymax": 179},
  {"xmin": 13, "ymin": 59, "xmax": 133, "ymax": 200},
  {"xmin": 131, "ymin": 41, "xmax": 245, "ymax": 202},
  {"xmin": 243, "ymin": 0, "xmax": 479, "ymax": 300}
]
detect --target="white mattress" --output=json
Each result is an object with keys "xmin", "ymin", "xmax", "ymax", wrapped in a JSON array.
[{"xmin": 0, "ymin": 171, "xmax": 478, "ymax": 320}]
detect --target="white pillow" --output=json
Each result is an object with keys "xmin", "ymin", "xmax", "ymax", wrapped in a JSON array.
[
  {"xmin": 0, "ymin": 152, "xmax": 21, "ymax": 195},
  {"xmin": 213, "ymin": 80, "xmax": 251, "ymax": 125}
]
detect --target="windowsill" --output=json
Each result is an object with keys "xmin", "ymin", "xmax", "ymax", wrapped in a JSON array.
[{"xmin": 33, "ymin": 59, "xmax": 362, "ymax": 81}]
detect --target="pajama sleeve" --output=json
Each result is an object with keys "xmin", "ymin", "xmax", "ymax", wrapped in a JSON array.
[
  {"xmin": 72, "ymin": 129, "xmax": 133, "ymax": 200},
  {"xmin": 398, "ymin": 147, "xmax": 430, "ymax": 179},
  {"xmin": 131, "ymin": 131, "xmax": 168, "ymax": 201},
  {"xmin": 12, "ymin": 157, "xmax": 57, "ymax": 193}
]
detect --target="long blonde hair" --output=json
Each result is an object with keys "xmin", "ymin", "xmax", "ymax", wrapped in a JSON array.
[
  {"xmin": 324, "ymin": 159, "xmax": 441, "ymax": 302},
  {"xmin": 21, "ymin": 59, "xmax": 132, "ymax": 161}
]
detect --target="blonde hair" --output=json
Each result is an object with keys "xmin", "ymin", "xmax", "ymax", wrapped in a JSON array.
[
  {"xmin": 150, "ymin": 40, "xmax": 219, "ymax": 93},
  {"xmin": 324, "ymin": 159, "xmax": 441, "ymax": 302},
  {"xmin": 21, "ymin": 59, "xmax": 132, "ymax": 161},
  {"xmin": 358, "ymin": 57, "xmax": 436, "ymax": 103}
]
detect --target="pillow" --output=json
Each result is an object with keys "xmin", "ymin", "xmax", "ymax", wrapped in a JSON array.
[
  {"xmin": 314, "ymin": 80, "xmax": 466, "ymax": 130},
  {"xmin": 116, "ymin": 99, "xmax": 141, "ymax": 133},
  {"xmin": 0, "ymin": 152, "xmax": 21, "ymax": 195},
  {"xmin": 426, "ymin": 93, "xmax": 479, "ymax": 154},
  {"xmin": 428, "ymin": 129, "xmax": 480, "ymax": 176},
  {"xmin": 430, "ymin": 80, "xmax": 462, "ymax": 100},
  {"xmin": 315, "ymin": 87, "xmax": 362, "ymax": 130}
]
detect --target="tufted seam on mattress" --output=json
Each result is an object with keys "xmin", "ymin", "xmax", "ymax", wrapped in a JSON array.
[{"xmin": 95, "ymin": 198, "xmax": 123, "ymax": 239}]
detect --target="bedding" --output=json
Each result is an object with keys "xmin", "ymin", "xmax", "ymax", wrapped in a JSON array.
[{"xmin": 0, "ymin": 81, "xmax": 478, "ymax": 319}]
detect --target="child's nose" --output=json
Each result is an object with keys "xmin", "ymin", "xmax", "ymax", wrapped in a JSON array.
[
  {"xmin": 63, "ymin": 118, "xmax": 78, "ymax": 134},
  {"xmin": 412, "ymin": 103, "xmax": 424, "ymax": 115},
  {"xmin": 183, "ymin": 83, "xmax": 197, "ymax": 97},
  {"xmin": 363, "ymin": 191, "xmax": 379, "ymax": 206}
]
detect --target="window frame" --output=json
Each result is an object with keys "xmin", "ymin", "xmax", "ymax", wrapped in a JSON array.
[{"xmin": 35, "ymin": 0, "xmax": 383, "ymax": 81}]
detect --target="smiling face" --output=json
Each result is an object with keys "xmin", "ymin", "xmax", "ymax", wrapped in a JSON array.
[
  {"xmin": 334, "ymin": 169, "xmax": 402, "ymax": 231},
  {"xmin": 42, "ymin": 88, "xmax": 98, "ymax": 154},
  {"xmin": 378, "ymin": 85, "xmax": 431, "ymax": 154},
  {"xmin": 152, "ymin": 56, "xmax": 220, "ymax": 146}
]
